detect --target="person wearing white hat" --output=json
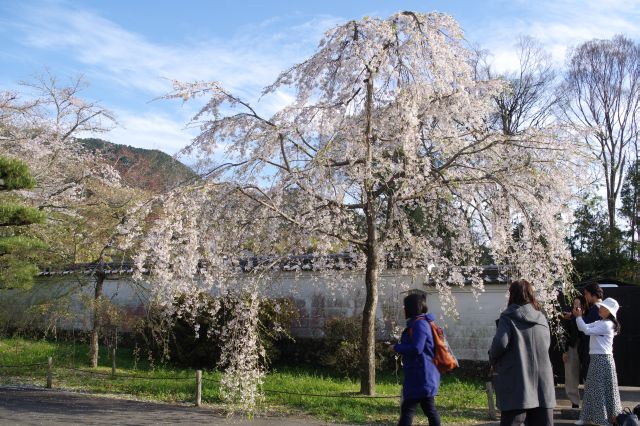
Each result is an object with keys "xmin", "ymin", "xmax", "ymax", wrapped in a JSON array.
[{"xmin": 572, "ymin": 297, "xmax": 622, "ymax": 425}]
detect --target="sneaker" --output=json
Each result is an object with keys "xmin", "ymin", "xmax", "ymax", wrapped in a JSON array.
[{"xmin": 574, "ymin": 420, "xmax": 585, "ymax": 425}]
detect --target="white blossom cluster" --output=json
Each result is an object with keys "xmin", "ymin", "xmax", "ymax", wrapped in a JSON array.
[
  {"xmin": 131, "ymin": 11, "xmax": 581, "ymax": 403},
  {"xmin": 0, "ymin": 76, "xmax": 120, "ymax": 208},
  {"xmin": 217, "ymin": 294, "xmax": 265, "ymax": 409},
  {"xmin": 128, "ymin": 182, "xmax": 296, "ymax": 410}
]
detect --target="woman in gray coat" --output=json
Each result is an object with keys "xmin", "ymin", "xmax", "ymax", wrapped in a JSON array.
[{"xmin": 489, "ymin": 279, "xmax": 556, "ymax": 426}]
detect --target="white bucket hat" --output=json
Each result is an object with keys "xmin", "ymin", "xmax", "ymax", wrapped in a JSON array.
[{"xmin": 597, "ymin": 297, "xmax": 620, "ymax": 317}]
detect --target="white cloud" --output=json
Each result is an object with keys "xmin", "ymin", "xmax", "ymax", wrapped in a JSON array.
[
  {"xmin": 102, "ymin": 108, "xmax": 232, "ymax": 171},
  {"xmin": 469, "ymin": 0, "xmax": 640, "ymax": 73},
  {"xmin": 8, "ymin": 0, "xmax": 640, "ymax": 157},
  {"xmin": 103, "ymin": 110, "xmax": 194, "ymax": 155},
  {"xmin": 11, "ymin": 4, "xmax": 339, "ymax": 99},
  {"xmin": 4, "ymin": 2, "xmax": 342, "ymax": 155}
]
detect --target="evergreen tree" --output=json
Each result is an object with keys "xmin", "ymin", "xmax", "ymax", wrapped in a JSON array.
[
  {"xmin": 569, "ymin": 194, "xmax": 626, "ymax": 280},
  {"xmin": 0, "ymin": 156, "xmax": 46, "ymax": 289}
]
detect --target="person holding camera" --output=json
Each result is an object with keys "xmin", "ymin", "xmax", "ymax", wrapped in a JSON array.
[
  {"xmin": 580, "ymin": 283, "xmax": 604, "ymax": 380},
  {"xmin": 562, "ymin": 295, "xmax": 586, "ymax": 409},
  {"xmin": 573, "ymin": 297, "xmax": 622, "ymax": 426}
]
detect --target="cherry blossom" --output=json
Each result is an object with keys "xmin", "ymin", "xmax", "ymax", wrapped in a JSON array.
[{"xmin": 132, "ymin": 12, "xmax": 580, "ymax": 401}]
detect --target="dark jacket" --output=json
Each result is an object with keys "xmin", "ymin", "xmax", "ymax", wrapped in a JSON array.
[
  {"xmin": 394, "ymin": 313, "xmax": 440, "ymax": 399},
  {"xmin": 584, "ymin": 304, "xmax": 600, "ymax": 324},
  {"xmin": 561, "ymin": 315, "xmax": 581, "ymax": 352},
  {"xmin": 488, "ymin": 303, "xmax": 556, "ymax": 411}
]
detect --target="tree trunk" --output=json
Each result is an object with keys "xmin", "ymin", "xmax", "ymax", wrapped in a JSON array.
[
  {"xmin": 633, "ymin": 150, "xmax": 639, "ymax": 278},
  {"xmin": 359, "ymin": 70, "xmax": 378, "ymax": 396},
  {"xmin": 607, "ymin": 195, "xmax": 617, "ymax": 235},
  {"xmin": 631, "ymin": 179, "xmax": 638, "ymax": 262},
  {"xmin": 360, "ymin": 243, "xmax": 379, "ymax": 395},
  {"xmin": 606, "ymin": 177, "xmax": 618, "ymax": 256},
  {"xmin": 89, "ymin": 271, "xmax": 105, "ymax": 368}
]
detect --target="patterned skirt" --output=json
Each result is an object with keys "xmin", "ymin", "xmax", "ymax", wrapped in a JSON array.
[{"xmin": 580, "ymin": 354, "xmax": 622, "ymax": 425}]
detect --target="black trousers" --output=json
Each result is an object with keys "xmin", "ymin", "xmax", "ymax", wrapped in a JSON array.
[
  {"xmin": 499, "ymin": 407, "xmax": 553, "ymax": 426},
  {"xmin": 398, "ymin": 396, "xmax": 440, "ymax": 426}
]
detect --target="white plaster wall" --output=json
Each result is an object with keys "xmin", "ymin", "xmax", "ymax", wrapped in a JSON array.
[
  {"xmin": 261, "ymin": 270, "xmax": 509, "ymax": 361},
  {"xmin": 7, "ymin": 271, "xmax": 509, "ymax": 361},
  {"xmin": 423, "ymin": 285, "xmax": 508, "ymax": 361}
]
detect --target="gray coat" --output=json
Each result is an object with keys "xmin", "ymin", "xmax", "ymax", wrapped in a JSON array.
[{"xmin": 488, "ymin": 303, "xmax": 556, "ymax": 411}]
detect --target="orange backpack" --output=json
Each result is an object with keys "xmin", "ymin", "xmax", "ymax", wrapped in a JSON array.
[{"xmin": 409, "ymin": 317, "xmax": 459, "ymax": 374}]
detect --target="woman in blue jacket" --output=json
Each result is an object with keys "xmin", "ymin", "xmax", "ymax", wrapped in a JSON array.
[{"xmin": 392, "ymin": 292, "xmax": 441, "ymax": 426}]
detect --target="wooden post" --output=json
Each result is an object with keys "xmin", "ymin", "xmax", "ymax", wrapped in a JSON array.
[
  {"xmin": 46, "ymin": 357, "xmax": 52, "ymax": 389},
  {"xmin": 486, "ymin": 381, "xmax": 497, "ymax": 420},
  {"xmin": 195, "ymin": 370, "xmax": 202, "ymax": 407},
  {"xmin": 112, "ymin": 348, "xmax": 117, "ymax": 378}
]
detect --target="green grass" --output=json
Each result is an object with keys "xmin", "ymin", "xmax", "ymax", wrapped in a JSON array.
[{"xmin": 0, "ymin": 338, "xmax": 491, "ymax": 425}]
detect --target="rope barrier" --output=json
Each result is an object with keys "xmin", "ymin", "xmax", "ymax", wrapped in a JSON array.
[
  {"xmin": 198, "ymin": 376, "xmax": 398, "ymax": 399},
  {"xmin": 199, "ymin": 377, "xmax": 397, "ymax": 400},
  {"xmin": 261, "ymin": 388, "xmax": 399, "ymax": 399},
  {"xmin": 2, "ymin": 362, "xmax": 399, "ymax": 400},
  {"xmin": 0, "ymin": 362, "xmax": 49, "ymax": 369},
  {"xmin": 57, "ymin": 366, "xmax": 193, "ymax": 380}
]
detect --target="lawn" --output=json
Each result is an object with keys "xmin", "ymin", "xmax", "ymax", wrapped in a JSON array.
[{"xmin": 0, "ymin": 337, "xmax": 491, "ymax": 425}]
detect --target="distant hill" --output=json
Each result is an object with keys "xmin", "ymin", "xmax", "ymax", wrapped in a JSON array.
[{"xmin": 78, "ymin": 138, "xmax": 198, "ymax": 193}]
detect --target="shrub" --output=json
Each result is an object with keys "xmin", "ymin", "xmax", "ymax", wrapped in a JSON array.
[
  {"xmin": 317, "ymin": 316, "xmax": 396, "ymax": 377},
  {"xmin": 140, "ymin": 294, "xmax": 300, "ymax": 369}
]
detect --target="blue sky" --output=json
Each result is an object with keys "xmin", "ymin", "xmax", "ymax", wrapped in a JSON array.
[{"xmin": 1, "ymin": 0, "xmax": 639, "ymax": 155}]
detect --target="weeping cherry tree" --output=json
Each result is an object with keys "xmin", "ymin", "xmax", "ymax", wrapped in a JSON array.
[{"xmin": 131, "ymin": 11, "xmax": 579, "ymax": 398}]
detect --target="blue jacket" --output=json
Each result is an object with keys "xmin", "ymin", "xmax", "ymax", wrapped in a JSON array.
[{"xmin": 394, "ymin": 313, "xmax": 440, "ymax": 399}]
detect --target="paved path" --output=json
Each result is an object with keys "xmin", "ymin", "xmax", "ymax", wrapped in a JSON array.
[
  {"xmin": 0, "ymin": 387, "xmax": 338, "ymax": 426},
  {"xmin": 1, "ymin": 385, "xmax": 638, "ymax": 425},
  {"xmin": 477, "ymin": 385, "xmax": 640, "ymax": 426}
]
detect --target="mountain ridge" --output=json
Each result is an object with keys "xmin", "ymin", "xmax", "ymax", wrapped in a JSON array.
[{"xmin": 79, "ymin": 138, "xmax": 198, "ymax": 193}]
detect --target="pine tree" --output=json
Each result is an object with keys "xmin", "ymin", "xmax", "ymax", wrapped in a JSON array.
[{"xmin": 0, "ymin": 156, "xmax": 47, "ymax": 289}]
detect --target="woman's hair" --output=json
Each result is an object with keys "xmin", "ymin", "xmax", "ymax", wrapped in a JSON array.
[
  {"xmin": 404, "ymin": 293, "xmax": 428, "ymax": 318},
  {"xmin": 573, "ymin": 295, "xmax": 586, "ymax": 309},
  {"xmin": 583, "ymin": 282, "xmax": 603, "ymax": 299},
  {"xmin": 603, "ymin": 312, "xmax": 621, "ymax": 334},
  {"xmin": 508, "ymin": 279, "xmax": 540, "ymax": 311}
]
